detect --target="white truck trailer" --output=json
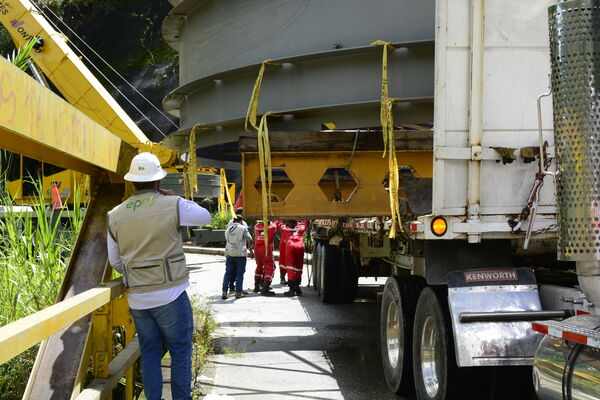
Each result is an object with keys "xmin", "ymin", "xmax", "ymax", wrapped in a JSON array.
[
  {"xmin": 219, "ymin": 0, "xmax": 600, "ymax": 397},
  {"xmin": 305, "ymin": 1, "xmax": 600, "ymax": 399}
]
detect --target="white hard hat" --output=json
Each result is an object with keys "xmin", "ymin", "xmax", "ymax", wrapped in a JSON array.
[{"xmin": 124, "ymin": 152, "xmax": 168, "ymax": 182}]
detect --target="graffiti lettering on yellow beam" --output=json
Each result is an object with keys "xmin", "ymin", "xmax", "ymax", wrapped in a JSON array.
[
  {"xmin": 0, "ymin": 57, "xmax": 121, "ymax": 172},
  {"xmin": 0, "ymin": 70, "xmax": 16, "ymax": 122}
]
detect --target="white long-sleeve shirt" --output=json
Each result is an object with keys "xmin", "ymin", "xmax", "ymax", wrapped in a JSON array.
[{"xmin": 107, "ymin": 197, "xmax": 211, "ymax": 309}]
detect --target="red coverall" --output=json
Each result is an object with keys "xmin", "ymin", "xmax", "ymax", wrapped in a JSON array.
[
  {"xmin": 254, "ymin": 221, "xmax": 277, "ymax": 284},
  {"xmin": 284, "ymin": 221, "xmax": 308, "ymax": 281},
  {"xmin": 276, "ymin": 220, "xmax": 289, "ymax": 274}
]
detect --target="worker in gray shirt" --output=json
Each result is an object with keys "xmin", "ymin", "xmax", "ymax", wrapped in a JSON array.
[
  {"xmin": 225, "ymin": 209, "xmax": 248, "ymax": 293},
  {"xmin": 222, "ymin": 215, "xmax": 253, "ymax": 299}
]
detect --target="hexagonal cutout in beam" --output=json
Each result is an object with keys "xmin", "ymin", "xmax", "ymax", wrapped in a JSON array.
[
  {"xmin": 254, "ymin": 168, "xmax": 294, "ymax": 202},
  {"xmin": 318, "ymin": 168, "xmax": 358, "ymax": 202}
]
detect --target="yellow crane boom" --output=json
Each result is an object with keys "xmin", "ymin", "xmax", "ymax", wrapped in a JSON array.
[{"xmin": 0, "ymin": 0, "xmax": 178, "ymax": 166}]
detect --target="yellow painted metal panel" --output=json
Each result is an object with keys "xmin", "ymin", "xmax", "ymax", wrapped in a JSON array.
[
  {"xmin": 243, "ymin": 151, "xmax": 433, "ymax": 218},
  {"xmin": 92, "ymin": 305, "xmax": 111, "ymax": 379},
  {"xmin": 75, "ymin": 338, "xmax": 140, "ymax": 400},
  {"xmin": 0, "ymin": 0, "xmax": 147, "ymax": 145},
  {"xmin": 0, "ymin": 57, "xmax": 123, "ymax": 174},
  {"xmin": 0, "ymin": 280, "xmax": 124, "ymax": 365},
  {"xmin": 110, "ymin": 296, "xmax": 136, "ymax": 400}
]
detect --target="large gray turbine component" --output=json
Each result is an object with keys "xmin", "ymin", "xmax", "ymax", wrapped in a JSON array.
[{"xmin": 162, "ymin": 0, "xmax": 435, "ymax": 167}]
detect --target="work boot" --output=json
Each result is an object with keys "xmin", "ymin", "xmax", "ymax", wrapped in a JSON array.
[
  {"xmin": 253, "ymin": 278, "xmax": 263, "ymax": 293},
  {"xmin": 260, "ymin": 280, "xmax": 276, "ymax": 296},
  {"xmin": 221, "ymin": 291, "xmax": 227, "ymax": 300},
  {"xmin": 235, "ymin": 284, "xmax": 249, "ymax": 295},
  {"xmin": 295, "ymin": 279, "xmax": 303, "ymax": 296},
  {"xmin": 280, "ymin": 269, "xmax": 287, "ymax": 285},
  {"xmin": 235, "ymin": 292, "xmax": 245, "ymax": 299},
  {"xmin": 284, "ymin": 281, "xmax": 297, "ymax": 297}
]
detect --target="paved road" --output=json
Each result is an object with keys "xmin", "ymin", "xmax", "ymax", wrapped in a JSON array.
[{"xmin": 185, "ymin": 252, "xmax": 401, "ymax": 400}]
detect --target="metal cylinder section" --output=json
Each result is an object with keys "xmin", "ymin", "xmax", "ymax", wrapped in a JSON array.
[
  {"xmin": 533, "ymin": 315, "xmax": 600, "ymax": 400},
  {"xmin": 548, "ymin": 0, "xmax": 600, "ymax": 262},
  {"xmin": 162, "ymin": 0, "xmax": 435, "ymax": 159}
]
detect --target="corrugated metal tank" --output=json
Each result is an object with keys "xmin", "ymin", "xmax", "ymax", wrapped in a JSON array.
[{"xmin": 162, "ymin": 0, "xmax": 435, "ymax": 167}]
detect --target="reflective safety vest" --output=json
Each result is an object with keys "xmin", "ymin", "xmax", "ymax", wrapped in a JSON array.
[{"xmin": 107, "ymin": 190, "xmax": 188, "ymax": 294}]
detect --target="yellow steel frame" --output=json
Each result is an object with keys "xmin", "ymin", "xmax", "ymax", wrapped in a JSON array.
[
  {"xmin": 0, "ymin": 279, "xmax": 140, "ymax": 400},
  {"xmin": 0, "ymin": 0, "xmax": 181, "ymax": 171},
  {"xmin": 0, "ymin": 53, "xmax": 140, "ymax": 398},
  {"xmin": 0, "ymin": 280, "xmax": 124, "ymax": 365},
  {"xmin": 0, "ymin": 57, "xmax": 129, "ymax": 175},
  {"xmin": 89, "ymin": 295, "xmax": 136, "ymax": 400},
  {"xmin": 218, "ymin": 169, "xmax": 236, "ymax": 217},
  {"xmin": 243, "ymin": 151, "xmax": 433, "ymax": 218},
  {"xmin": 0, "ymin": 0, "xmax": 146, "ymax": 145},
  {"xmin": 5, "ymin": 159, "xmax": 89, "ymax": 205}
]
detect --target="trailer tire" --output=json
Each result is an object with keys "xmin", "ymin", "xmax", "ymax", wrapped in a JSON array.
[
  {"xmin": 317, "ymin": 242, "xmax": 326, "ymax": 297},
  {"xmin": 380, "ymin": 275, "xmax": 425, "ymax": 394},
  {"xmin": 339, "ymin": 248, "xmax": 358, "ymax": 303},
  {"xmin": 320, "ymin": 244, "xmax": 340, "ymax": 303},
  {"xmin": 312, "ymin": 243, "xmax": 322, "ymax": 291},
  {"xmin": 412, "ymin": 287, "xmax": 467, "ymax": 400}
]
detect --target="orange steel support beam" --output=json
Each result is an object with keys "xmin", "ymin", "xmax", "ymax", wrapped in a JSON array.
[{"xmin": 243, "ymin": 151, "xmax": 433, "ymax": 218}]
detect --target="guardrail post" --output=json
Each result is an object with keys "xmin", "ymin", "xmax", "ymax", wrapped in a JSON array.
[
  {"xmin": 111, "ymin": 295, "xmax": 136, "ymax": 400},
  {"xmin": 92, "ymin": 303, "xmax": 112, "ymax": 400}
]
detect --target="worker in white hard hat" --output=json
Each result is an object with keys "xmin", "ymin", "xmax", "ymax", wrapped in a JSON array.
[{"xmin": 106, "ymin": 152, "xmax": 211, "ymax": 400}]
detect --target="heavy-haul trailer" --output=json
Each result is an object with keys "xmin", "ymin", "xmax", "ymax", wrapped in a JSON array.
[{"xmin": 235, "ymin": 0, "xmax": 600, "ymax": 399}]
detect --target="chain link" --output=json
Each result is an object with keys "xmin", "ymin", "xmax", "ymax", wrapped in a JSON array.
[
  {"xmin": 509, "ymin": 142, "xmax": 552, "ymax": 233},
  {"xmin": 530, "ymin": 223, "xmax": 558, "ymax": 236}
]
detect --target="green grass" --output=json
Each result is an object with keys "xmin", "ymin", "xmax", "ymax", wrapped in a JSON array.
[
  {"xmin": 190, "ymin": 296, "xmax": 217, "ymax": 399},
  {"xmin": 0, "ymin": 178, "xmax": 86, "ymax": 399}
]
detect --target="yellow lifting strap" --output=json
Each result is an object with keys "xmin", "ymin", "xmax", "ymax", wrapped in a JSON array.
[
  {"xmin": 186, "ymin": 125, "xmax": 211, "ymax": 200},
  {"xmin": 372, "ymin": 40, "xmax": 402, "ymax": 238},
  {"xmin": 219, "ymin": 169, "xmax": 236, "ymax": 217},
  {"xmin": 188, "ymin": 126, "xmax": 199, "ymax": 197},
  {"xmin": 257, "ymin": 112, "xmax": 273, "ymax": 255},
  {"xmin": 244, "ymin": 60, "xmax": 280, "ymax": 132},
  {"xmin": 245, "ymin": 60, "xmax": 279, "ymax": 255}
]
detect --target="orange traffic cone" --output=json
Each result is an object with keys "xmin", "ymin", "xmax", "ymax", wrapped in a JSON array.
[{"xmin": 51, "ymin": 183, "xmax": 63, "ymax": 210}]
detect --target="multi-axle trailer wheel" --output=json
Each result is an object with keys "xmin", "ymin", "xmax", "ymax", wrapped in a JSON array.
[
  {"xmin": 380, "ymin": 275, "xmax": 425, "ymax": 394},
  {"xmin": 312, "ymin": 243, "xmax": 358, "ymax": 303},
  {"xmin": 380, "ymin": 276, "xmax": 481, "ymax": 400}
]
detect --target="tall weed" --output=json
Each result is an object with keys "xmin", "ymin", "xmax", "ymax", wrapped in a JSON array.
[
  {"xmin": 0, "ymin": 177, "xmax": 86, "ymax": 399},
  {"xmin": 190, "ymin": 296, "xmax": 217, "ymax": 399}
]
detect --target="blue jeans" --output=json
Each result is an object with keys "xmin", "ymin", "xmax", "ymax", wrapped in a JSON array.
[
  {"xmin": 130, "ymin": 291, "xmax": 194, "ymax": 400},
  {"xmin": 223, "ymin": 257, "xmax": 246, "ymax": 293}
]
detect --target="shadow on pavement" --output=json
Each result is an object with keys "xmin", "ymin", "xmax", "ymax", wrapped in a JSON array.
[{"xmin": 210, "ymin": 285, "xmax": 402, "ymax": 400}]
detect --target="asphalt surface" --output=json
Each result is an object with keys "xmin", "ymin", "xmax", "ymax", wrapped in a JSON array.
[{"xmin": 185, "ymin": 252, "xmax": 402, "ymax": 400}]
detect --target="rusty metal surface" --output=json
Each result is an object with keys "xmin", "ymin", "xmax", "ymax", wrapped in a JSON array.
[{"xmin": 26, "ymin": 182, "xmax": 125, "ymax": 400}]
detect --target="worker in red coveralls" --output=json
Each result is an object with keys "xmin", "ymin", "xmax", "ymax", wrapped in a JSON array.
[
  {"xmin": 283, "ymin": 220, "xmax": 308, "ymax": 297},
  {"xmin": 253, "ymin": 220, "xmax": 277, "ymax": 296},
  {"xmin": 276, "ymin": 219, "xmax": 289, "ymax": 284}
]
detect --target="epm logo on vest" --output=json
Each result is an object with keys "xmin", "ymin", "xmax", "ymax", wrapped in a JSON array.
[{"xmin": 126, "ymin": 197, "xmax": 156, "ymax": 211}]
